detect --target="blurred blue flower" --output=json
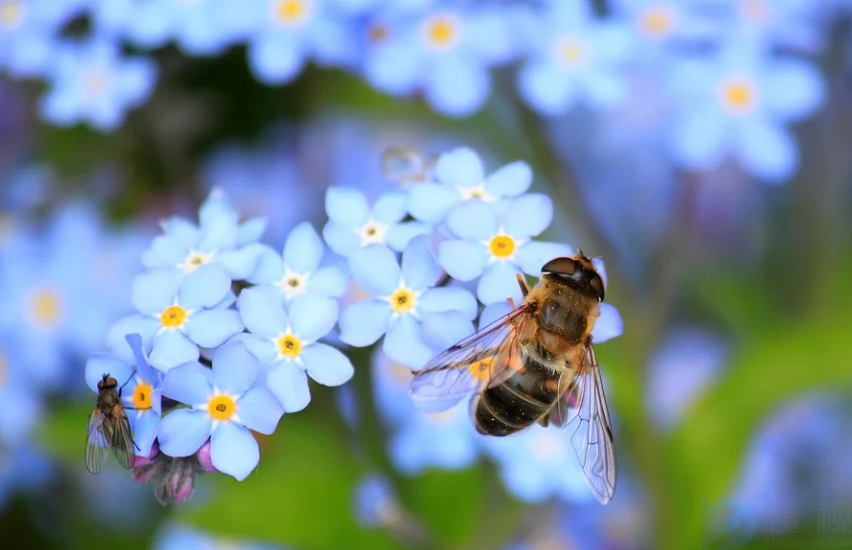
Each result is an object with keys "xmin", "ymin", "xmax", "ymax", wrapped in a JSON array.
[
  {"xmin": 437, "ymin": 197, "xmax": 572, "ymax": 305},
  {"xmin": 323, "ymin": 187, "xmax": 430, "ymax": 257},
  {"xmin": 246, "ymin": 0, "xmax": 352, "ymax": 84},
  {"xmin": 408, "ymin": 147, "xmax": 532, "ymax": 224},
  {"xmin": 143, "ymin": 188, "xmax": 267, "ymax": 281},
  {"xmin": 153, "ymin": 523, "xmax": 285, "ymax": 550},
  {"xmin": 0, "ymin": 443, "xmax": 52, "ymax": 510},
  {"xmin": 158, "ymin": 342, "xmax": 283, "ymax": 481},
  {"xmin": 668, "ymin": 42, "xmax": 824, "ymax": 182},
  {"xmin": 0, "ymin": 333, "xmax": 44, "ymax": 446},
  {"xmin": 339, "ymin": 238, "xmax": 477, "ymax": 369},
  {"xmin": 363, "ymin": 5, "xmax": 516, "ymax": 116},
  {"xmin": 248, "ymin": 222, "xmax": 348, "ymax": 301},
  {"xmin": 125, "ymin": 266, "xmax": 243, "ymax": 372},
  {"xmin": 237, "ymin": 286, "xmax": 354, "ymax": 412},
  {"xmin": 38, "ymin": 39, "xmax": 156, "ymax": 131},
  {"xmin": 353, "ymin": 473, "xmax": 397, "ymax": 528},
  {"xmin": 0, "ymin": 1, "xmax": 83, "ymax": 78},
  {"xmin": 517, "ymin": 2, "xmax": 632, "ymax": 116}
]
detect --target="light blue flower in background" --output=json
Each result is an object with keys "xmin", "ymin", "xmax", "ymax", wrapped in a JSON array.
[
  {"xmin": 38, "ymin": 39, "xmax": 156, "ymax": 131},
  {"xmin": 668, "ymin": 42, "xmax": 824, "ymax": 182},
  {"xmin": 0, "ymin": 333, "xmax": 44, "ymax": 446},
  {"xmin": 353, "ymin": 473, "xmax": 398, "ymax": 528},
  {"xmin": 153, "ymin": 523, "xmax": 286, "ymax": 550},
  {"xmin": 248, "ymin": 222, "xmax": 348, "ymax": 301},
  {"xmin": 246, "ymin": 0, "xmax": 352, "ymax": 84},
  {"xmin": 237, "ymin": 286, "xmax": 354, "ymax": 413},
  {"xmin": 408, "ymin": 147, "xmax": 532, "ymax": 224},
  {"xmin": 158, "ymin": 342, "xmax": 283, "ymax": 481},
  {"xmin": 0, "ymin": 443, "xmax": 53, "ymax": 511},
  {"xmin": 517, "ymin": 1, "xmax": 632, "ymax": 116},
  {"xmin": 363, "ymin": 5, "xmax": 516, "ymax": 116},
  {"xmin": 340, "ymin": 238, "xmax": 477, "ymax": 369},
  {"xmin": 123, "ymin": 266, "xmax": 243, "ymax": 372},
  {"xmin": 143, "ymin": 187, "xmax": 267, "ymax": 281},
  {"xmin": 323, "ymin": 187, "xmax": 430, "ymax": 257},
  {"xmin": 0, "ymin": 0, "xmax": 84, "ymax": 78},
  {"xmin": 438, "ymin": 197, "xmax": 572, "ymax": 305}
]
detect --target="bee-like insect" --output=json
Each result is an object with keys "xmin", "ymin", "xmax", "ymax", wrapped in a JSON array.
[
  {"xmin": 410, "ymin": 254, "xmax": 617, "ymax": 504},
  {"xmin": 85, "ymin": 373, "xmax": 136, "ymax": 474}
]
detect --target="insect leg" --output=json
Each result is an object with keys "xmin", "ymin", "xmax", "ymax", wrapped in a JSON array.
[{"xmin": 515, "ymin": 273, "xmax": 531, "ymax": 297}]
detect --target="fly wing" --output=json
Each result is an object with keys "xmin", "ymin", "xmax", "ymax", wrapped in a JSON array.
[
  {"xmin": 109, "ymin": 404, "xmax": 136, "ymax": 470},
  {"xmin": 557, "ymin": 344, "xmax": 617, "ymax": 505},
  {"xmin": 85, "ymin": 408, "xmax": 109, "ymax": 474},
  {"xmin": 409, "ymin": 306, "xmax": 530, "ymax": 413}
]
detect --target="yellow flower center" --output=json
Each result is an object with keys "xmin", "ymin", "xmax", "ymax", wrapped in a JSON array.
[
  {"xmin": 274, "ymin": 0, "xmax": 308, "ymax": 26},
  {"xmin": 0, "ymin": 1, "xmax": 23, "ymax": 28},
  {"xmin": 639, "ymin": 5, "xmax": 674, "ymax": 38},
  {"xmin": 423, "ymin": 14, "xmax": 460, "ymax": 50},
  {"xmin": 390, "ymin": 288, "xmax": 416, "ymax": 314},
  {"xmin": 160, "ymin": 305, "xmax": 188, "ymax": 328},
  {"xmin": 182, "ymin": 251, "xmax": 210, "ymax": 272},
  {"xmin": 208, "ymin": 394, "xmax": 236, "ymax": 422},
  {"xmin": 29, "ymin": 287, "xmax": 63, "ymax": 329},
  {"xmin": 460, "ymin": 184, "xmax": 494, "ymax": 202},
  {"xmin": 555, "ymin": 37, "xmax": 585, "ymax": 66},
  {"xmin": 133, "ymin": 382, "xmax": 153, "ymax": 410},
  {"xmin": 489, "ymin": 235, "xmax": 516, "ymax": 259},
  {"xmin": 277, "ymin": 334, "xmax": 302, "ymax": 359},
  {"xmin": 720, "ymin": 79, "xmax": 757, "ymax": 113},
  {"xmin": 468, "ymin": 357, "xmax": 493, "ymax": 381}
]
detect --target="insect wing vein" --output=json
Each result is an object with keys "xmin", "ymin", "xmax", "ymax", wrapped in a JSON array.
[{"xmin": 85, "ymin": 409, "xmax": 110, "ymax": 474}]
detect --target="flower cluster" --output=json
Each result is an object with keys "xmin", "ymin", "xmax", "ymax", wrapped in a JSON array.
[
  {"xmin": 82, "ymin": 144, "xmax": 624, "ymax": 504},
  {"xmin": 2, "ymin": 0, "xmax": 836, "ymax": 181}
]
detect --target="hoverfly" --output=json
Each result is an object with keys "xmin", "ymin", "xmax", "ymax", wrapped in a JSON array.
[
  {"xmin": 410, "ymin": 254, "xmax": 617, "ymax": 504},
  {"xmin": 85, "ymin": 373, "xmax": 136, "ymax": 474}
]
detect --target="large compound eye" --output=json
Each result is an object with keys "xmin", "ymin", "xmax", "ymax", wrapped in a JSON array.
[
  {"xmin": 541, "ymin": 257, "xmax": 577, "ymax": 276},
  {"xmin": 589, "ymin": 273, "xmax": 606, "ymax": 301}
]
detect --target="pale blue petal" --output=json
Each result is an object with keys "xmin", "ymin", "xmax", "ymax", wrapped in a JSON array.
[
  {"xmin": 583, "ymin": 70, "xmax": 627, "ymax": 109},
  {"xmin": 421, "ymin": 311, "xmax": 474, "ymax": 351},
  {"xmin": 284, "ymin": 222, "xmax": 324, "ymax": 273},
  {"xmin": 236, "ymin": 387, "xmax": 282, "ymax": 434},
  {"xmin": 518, "ymin": 61, "xmax": 577, "ymax": 116},
  {"xmin": 446, "ymin": 201, "xmax": 498, "ymax": 240},
  {"xmin": 438, "ymin": 240, "xmax": 488, "ymax": 281},
  {"xmin": 248, "ymin": 35, "xmax": 303, "ymax": 85},
  {"xmin": 480, "ymin": 301, "xmax": 514, "ymax": 329},
  {"xmin": 424, "ymin": 56, "xmax": 490, "ymax": 117},
  {"xmin": 372, "ymin": 192, "xmax": 408, "ymax": 224},
  {"xmin": 418, "ymin": 287, "xmax": 477, "ymax": 319},
  {"xmin": 515, "ymin": 241, "xmax": 574, "ymax": 276},
  {"xmin": 161, "ymin": 217, "xmax": 199, "ymax": 248},
  {"xmin": 107, "ymin": 315, "xmax": 159, "ymax": 364},
  {"xmin": 267, "ymin": 362, "xmax": 311, "ymax": 412},
  {"xmin": 592, "ymin": 303, "xmax": 623, "ymax": 343},
  {"xmin": 212, "ymin": 342, "xmax": 259, "ymax": 394},
  {"xmin": 435, "ymin": 147, "xmax": 485, "ymax": 188},
  {"xmin": 408, "ymin": 184, "xmax": 459, "ymax": 224},
  {"xmin": 310, "ymin": 265, "xmax": 348, "ymax": 297},
  {"xmin": 131, "ymin": 410, "xmax": 160, "ymax": 457},
  {"xmin": 158, "ymin": 409, "xmax": 211, "ymax": 457},
  {"xmin": 735, "ymin": 118, "xmax": 797, "ymax": 182},
  {"xmin": 477, "ymin": 262, "xmax": 521, "ymax": 305},
  {"xmin": 211, "ymin": 422, "xmax": 259, "ymax": 481},
  {"xmin": 141, "ymin": 236, "xmax": 187, "ymax": 269},
  {"xmin": 363, "ymin": 41, "xmax": 421, "ymax": 95},
  {"xmin": 162, "ymin": 361, "xmax": 212, "ymax": 405},
  {"xmin": 231, "ymin": 333, "xmax": 278, "ymax": 366},
  {"xmin": 383, "ymin": 315, "xmax": 433, "ymax": 369},
  {"xmin": 85, "ymin": 353, "xmax": 132, "ymax": 394},
  {"xmin": 763, "ymin": 60, "xmax": 824, "ymax": 122},
  {"xmin": 385, "ymin": 221, "xmax": 432, "ymax": 252},
  {"xmin": 503, "ymin": 194, "xmax": 553, "ymax": 238},
  {"xmin": 237, "ymin": 217, "xmax": 267, "ymax": 245},
  {"xmin": 246, "ymin": 246, "xmax": 285, "ymax": 285},
  {"xmin": 150, "ymin": 330, "xmax": 200, "ymax": 372},
  {"xmin": 132, "ymin": 270, "xmax": 178, "ymax": 315},
  {"xmin": 325, "ymin": 187, "xmax": 369, "ymax": 227},
  {"xmin": 179, "ymin": 264, "xmax": 231, "ymax": 309},
  {"xmin": 339, "ymin": 300, "xmax": 391, "ymax": 346},
  {"xmin": 401, "ymin": 236, "xmax": 439, "ymax": 291},
  {"xmin": 322, "ymin": 221, "xmax": 360, "ymax": 257},
  {"xmin": 671, "ymin": 111, "xmax": 727, "ymax": 169},
  {"xmin": 186, "ymin": 309, "xmax": 244, "ymax": 348},
  {"xmin": 290, "ymin": 294, "xmax": 338, "ymax": 342},
  {"xmin": 216, "ymin": 243, "xmax": 266, "ymax": 280},
  {"xmin": 301, "ymin": 343, "xmax": 354, "ymax": 386},
  {"xmin": 197, "ymin": 215, "xmax": 240, "ymax": 252},
  {"xmin": 237, "ymin": 286, "xmax": 289, "ymax": 338},
  {"xmin": 485, "ymin": 161, "xmax": 532, "ymax": 198},
  {"xmin": 348, "ymin": 244, "xmax": 400, "ymax": 295}
]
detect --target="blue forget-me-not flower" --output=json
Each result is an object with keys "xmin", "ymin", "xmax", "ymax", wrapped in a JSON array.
[{"xmin": 158, "ymin": 342, "xmax": 283, "ymax": 481}]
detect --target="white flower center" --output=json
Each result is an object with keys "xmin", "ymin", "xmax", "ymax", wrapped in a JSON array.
[
  {"xmin": 277, "ymin": 270, "xmax": 309, "ymax": 299},
  {"xmin": 180, "ymin": 250, "xmax": 213, "ymax": 273},
  {"xmin": 0, "ymin": 1, "xmax": 24, "ymax": 29},
  {"xmin": 459, "ymin": 183, "xmax": 495, "ymax": 202},
  {"xmin": 358, "ymin": 219, "xmax": 389, "ymax": 246},
  {"xmin": 552, "ymin": 36, "xmax": 587, "ymax": 68}
]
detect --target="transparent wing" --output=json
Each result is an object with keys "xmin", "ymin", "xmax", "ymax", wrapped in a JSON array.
[
  {"xmin": 85, "ymin": 408, "xmax": 109, "ymax": 474},
  {"xmin": 558, "ymin": 344, "xmax": 617, "ymax": 505},
  {"xmin": 109, "ymin": 404, "xmax": 136, "ymax": 470},
  {"xmin": 380, "ymin": 147, "xmax": 433, "ymax": 185},
  {"xmin": 409, "ymin": 306, "xmax": 529, "ymax": 413}
]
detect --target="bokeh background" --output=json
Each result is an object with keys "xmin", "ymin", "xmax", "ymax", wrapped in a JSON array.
[{"xmin": 1, "ymin": 0, "xmax": 852, "ymax": 549}]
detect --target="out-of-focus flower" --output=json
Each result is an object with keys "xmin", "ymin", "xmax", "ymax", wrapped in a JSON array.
[
  {"xmin": 363, "ymin": 5, "xmax": 515, "ymax": 116},
  {"xmin": 142, "ymin": 188, "xmax": 267, "ymax": 282},
  {"xmin": 517, "ymin": 2, "xmax": 632, "ymax": 116},
  {"xmin": 323, "ymin": 187, "xmax": 430, "ymax": 257},
  {"xmin": 407, "ymin": 147, "xmax": 532, "ymax": 224},
  {"xmin": 0, "ymin": 333, "xmax": 44, "ymax": 446},
  {"xmin": 38, "ymin": 39, "xmax": 156, "ymax": 131},
  {"xmin": 340, "ymin": 238, "xmax": 477, "ymax": 369},
  {"xmin": 237, "ymin": 286, "xmax": 354, "ymax": 412},
  {"xmin": 248, "ymin": 222, "xmax": 348, "ymax": 301},
  {"xmin": 0, "ymin": 1, "xmax": 83, "ymax": 78},
  {"xmin": 437, "ymin": 197, "xmax": 572, "ymax": 304},
  {"xmin": 668, "ymin": 42, "xmax": 824, "ymax": 182},
  {"xmin": 0, "ymin": 443, "xmax": 52, "ymax": 511},
  {"xmin": 153, "ymin": 523, "xmax": 284, "ymax": 550},
  {"xmin": 158, "ymin": 342, "xmax": 283, "ymax": 481}
]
